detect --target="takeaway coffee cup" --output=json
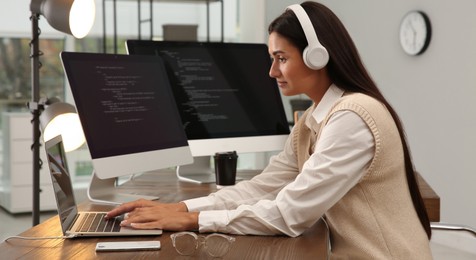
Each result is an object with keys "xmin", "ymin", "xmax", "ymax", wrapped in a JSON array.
[{"xmin": 214, "ymin": 151, "xmax": 238, "ymax": 188}]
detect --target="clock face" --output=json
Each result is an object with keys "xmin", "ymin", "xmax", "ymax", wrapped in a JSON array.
[{"xmin": 399, "ymin": 11, "xmax": 431, "ymax": 56}]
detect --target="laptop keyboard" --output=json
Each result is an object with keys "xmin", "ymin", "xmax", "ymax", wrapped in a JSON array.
[{"xmin": 76, "ymin": 212, "xmax": 121, "ymax": 232}]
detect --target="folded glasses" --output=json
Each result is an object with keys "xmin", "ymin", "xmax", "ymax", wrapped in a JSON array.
[{"xmin": 170, "ymin": 231, "xmax": 236, "ymax": 257}]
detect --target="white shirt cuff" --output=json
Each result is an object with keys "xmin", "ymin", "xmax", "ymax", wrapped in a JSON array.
[{"xmin": 198, "ymin": 210, "xmax": 229, "ymax": 233}]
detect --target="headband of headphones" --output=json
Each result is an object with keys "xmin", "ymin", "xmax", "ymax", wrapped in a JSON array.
[{"xmin": 286, "ymin": 4, "xmax": 329, "ymax": 70}]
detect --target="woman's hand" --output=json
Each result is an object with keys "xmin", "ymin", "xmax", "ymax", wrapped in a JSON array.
[{"xmin": 105, "ymin": 199, "xmax": 199, "ymax": 231}]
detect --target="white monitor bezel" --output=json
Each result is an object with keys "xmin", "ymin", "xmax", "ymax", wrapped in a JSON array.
[
  {"xmin": 188, "ymin": 135, "xmax": 288, "ymax": 157},
  {"xmin": 93, "ymin": 146, "xmax": 193, "ymax": 179}
]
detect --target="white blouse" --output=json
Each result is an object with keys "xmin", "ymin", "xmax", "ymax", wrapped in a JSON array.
[{"xmin": 183, "ymin": 85, "xmax": 375, "ymax": 237}]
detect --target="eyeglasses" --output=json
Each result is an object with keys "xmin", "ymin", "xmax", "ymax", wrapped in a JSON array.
[{"xmin": 170, "ymin": 232, "xmax": 236, "ymax": 257}]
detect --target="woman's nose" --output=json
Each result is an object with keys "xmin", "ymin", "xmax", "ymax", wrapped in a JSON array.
[{"xmin": 269, "ymin": 62, "xmax": 280, "ymax": 78}]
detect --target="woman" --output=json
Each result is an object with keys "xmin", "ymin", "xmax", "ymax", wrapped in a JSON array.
[{"xmin": 107, "ymin": 2, "xmax": 432, "ymax": 258}]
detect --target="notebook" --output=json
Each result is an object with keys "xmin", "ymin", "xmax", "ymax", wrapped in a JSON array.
[{"xmin": 45, "ymin": 135, "xmax": 163, "ymax": 237}]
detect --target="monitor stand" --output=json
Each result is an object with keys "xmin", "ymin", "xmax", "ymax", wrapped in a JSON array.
[
  {"xmin": 88, "ymin": 171, "xmax": 159, "ymax": 205},
  {"xmin": 176, "ymin": 156, "xmax": 216, "ymax": 183}
]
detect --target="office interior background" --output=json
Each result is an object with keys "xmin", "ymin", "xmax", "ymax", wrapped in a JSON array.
[{"xmin": 0, "ymin": 0, "xmax": 474, "ymax": 239}]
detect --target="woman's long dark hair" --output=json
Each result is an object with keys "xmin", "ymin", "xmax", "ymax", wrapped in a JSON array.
[{"xmin": 269, "ymin": 1, "xmax": 431, "ymax": 239}]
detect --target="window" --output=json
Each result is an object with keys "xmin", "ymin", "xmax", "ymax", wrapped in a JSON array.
[{"xmin": 0, "ymin": 36, "xmax": 65, "ymax": 121}]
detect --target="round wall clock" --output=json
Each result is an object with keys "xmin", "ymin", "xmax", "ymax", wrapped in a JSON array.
[{"xmin": 399, "ymin": 11, "xmax": 432, "ymax": 56}]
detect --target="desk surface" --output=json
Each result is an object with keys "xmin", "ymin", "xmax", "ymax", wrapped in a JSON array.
[
  {"xmin": 1, "ymin": 170, "xmax": 439, "ymax": 259},
  {"xmin": 0, "ymin": 171, "xmax": 329, "ymax": 260}
]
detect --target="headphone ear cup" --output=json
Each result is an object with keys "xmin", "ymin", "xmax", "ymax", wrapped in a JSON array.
[
  {"xmin": 287, "ymin": 4, "xmax": 329, "ymax": 70},
  {"xmin": 303, "ymin": 45, "xmax": 329, "ymax": 70}
]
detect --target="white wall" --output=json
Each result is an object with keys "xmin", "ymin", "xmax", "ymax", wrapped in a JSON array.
[
  {"xmin": 265, "ymin": 0, "xmax": 476, "ymax": 228},
  {"xmin": 237, "ymin": 0, "xmax": 266, "ymax": 43}
]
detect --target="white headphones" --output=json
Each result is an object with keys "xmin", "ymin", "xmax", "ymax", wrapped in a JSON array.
[{"xmin": 286, "ymin": 4, "xmax": 329, "ymax": 70}]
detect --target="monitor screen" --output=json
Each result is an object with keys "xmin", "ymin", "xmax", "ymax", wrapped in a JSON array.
[
  {"xmin": 125, "ymin": 40, "xmax": 290, "ymax": 158},
  {"xmin": 60, "ymin": 52, "xmax": 193, "ymax": 179}
]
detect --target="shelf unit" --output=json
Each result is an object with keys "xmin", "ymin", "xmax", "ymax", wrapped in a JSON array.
[
  {"xmin": 0, "ymin": 113, "xmax": 55, "ymax": 213},
  {"xmin": 102, "ymin": 0, "xmax": 224, "ymax": 53}
]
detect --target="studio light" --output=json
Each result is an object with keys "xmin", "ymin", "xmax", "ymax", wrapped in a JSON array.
[
  {"xmin": 40, "ymin": 100, "xmax": 86, "ymax": 152},
  {"xmin": 29, "ymin": 0, "xmax": 95, "ymax": 226},
  {"xmin": 30, "ymin": 0, "xmax": 96, "ymax": 38}
]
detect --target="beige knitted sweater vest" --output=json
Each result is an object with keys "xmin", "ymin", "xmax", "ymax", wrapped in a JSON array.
[{"xmin": 293, "ymin": 93, "xmax": 431, "ymax": 259}]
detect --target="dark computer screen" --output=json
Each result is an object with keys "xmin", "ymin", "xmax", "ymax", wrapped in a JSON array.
[
  {"xmin": 126, "ymin": 41, "xmax": 290, "ymax": 141},
  {"xmin": 61, "ymin": 52, "xmax": 189, "ymax": 159}
]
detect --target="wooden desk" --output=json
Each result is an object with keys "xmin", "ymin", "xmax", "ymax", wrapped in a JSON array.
[
  {"xmin": 120, "ymin": 171, "xmax": 440, "ymax": 222},
  {"xmin": 0, "ymin": 171, "xmax": 439, "ymax": 259},
  {"xmin": 417, "ymin": 174, "xmax": 440, "ymax": 222},
  {"xmin": 0, "ymin": 172, "xmax": 329, "ymax": 260}
]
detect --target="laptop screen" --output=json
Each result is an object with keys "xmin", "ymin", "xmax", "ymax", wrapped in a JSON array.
[{"xmin": 45, "ymin": 135, "xmax": 78, "ymax": 234}]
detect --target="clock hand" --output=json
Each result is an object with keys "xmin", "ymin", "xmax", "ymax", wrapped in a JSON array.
[
  {"xmin": 413, "ymin": 30, "xmax": 417, "ymax": 48},
  {"xmin": 409, "ymin": 21, "xmax": 417, "ymax": 48}
]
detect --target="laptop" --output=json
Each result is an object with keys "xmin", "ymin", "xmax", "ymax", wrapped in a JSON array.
[{"xmin": 45, "ymin": 135, "xmax": 163, "ymax": 237}]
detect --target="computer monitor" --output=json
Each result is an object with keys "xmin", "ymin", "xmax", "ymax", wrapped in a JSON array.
[
  {"xmin": 60, "ymin": 52, "xmax": 193, "ymax": 203},
  {"xmin": 126, "ymin": 40, "xmax": 290, "ymax": 183}
]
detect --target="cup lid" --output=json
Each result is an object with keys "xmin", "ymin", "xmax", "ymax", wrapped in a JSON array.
[{"xmin": 214, "ymin": 151, "xmax": 238, "ymax": 158}]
